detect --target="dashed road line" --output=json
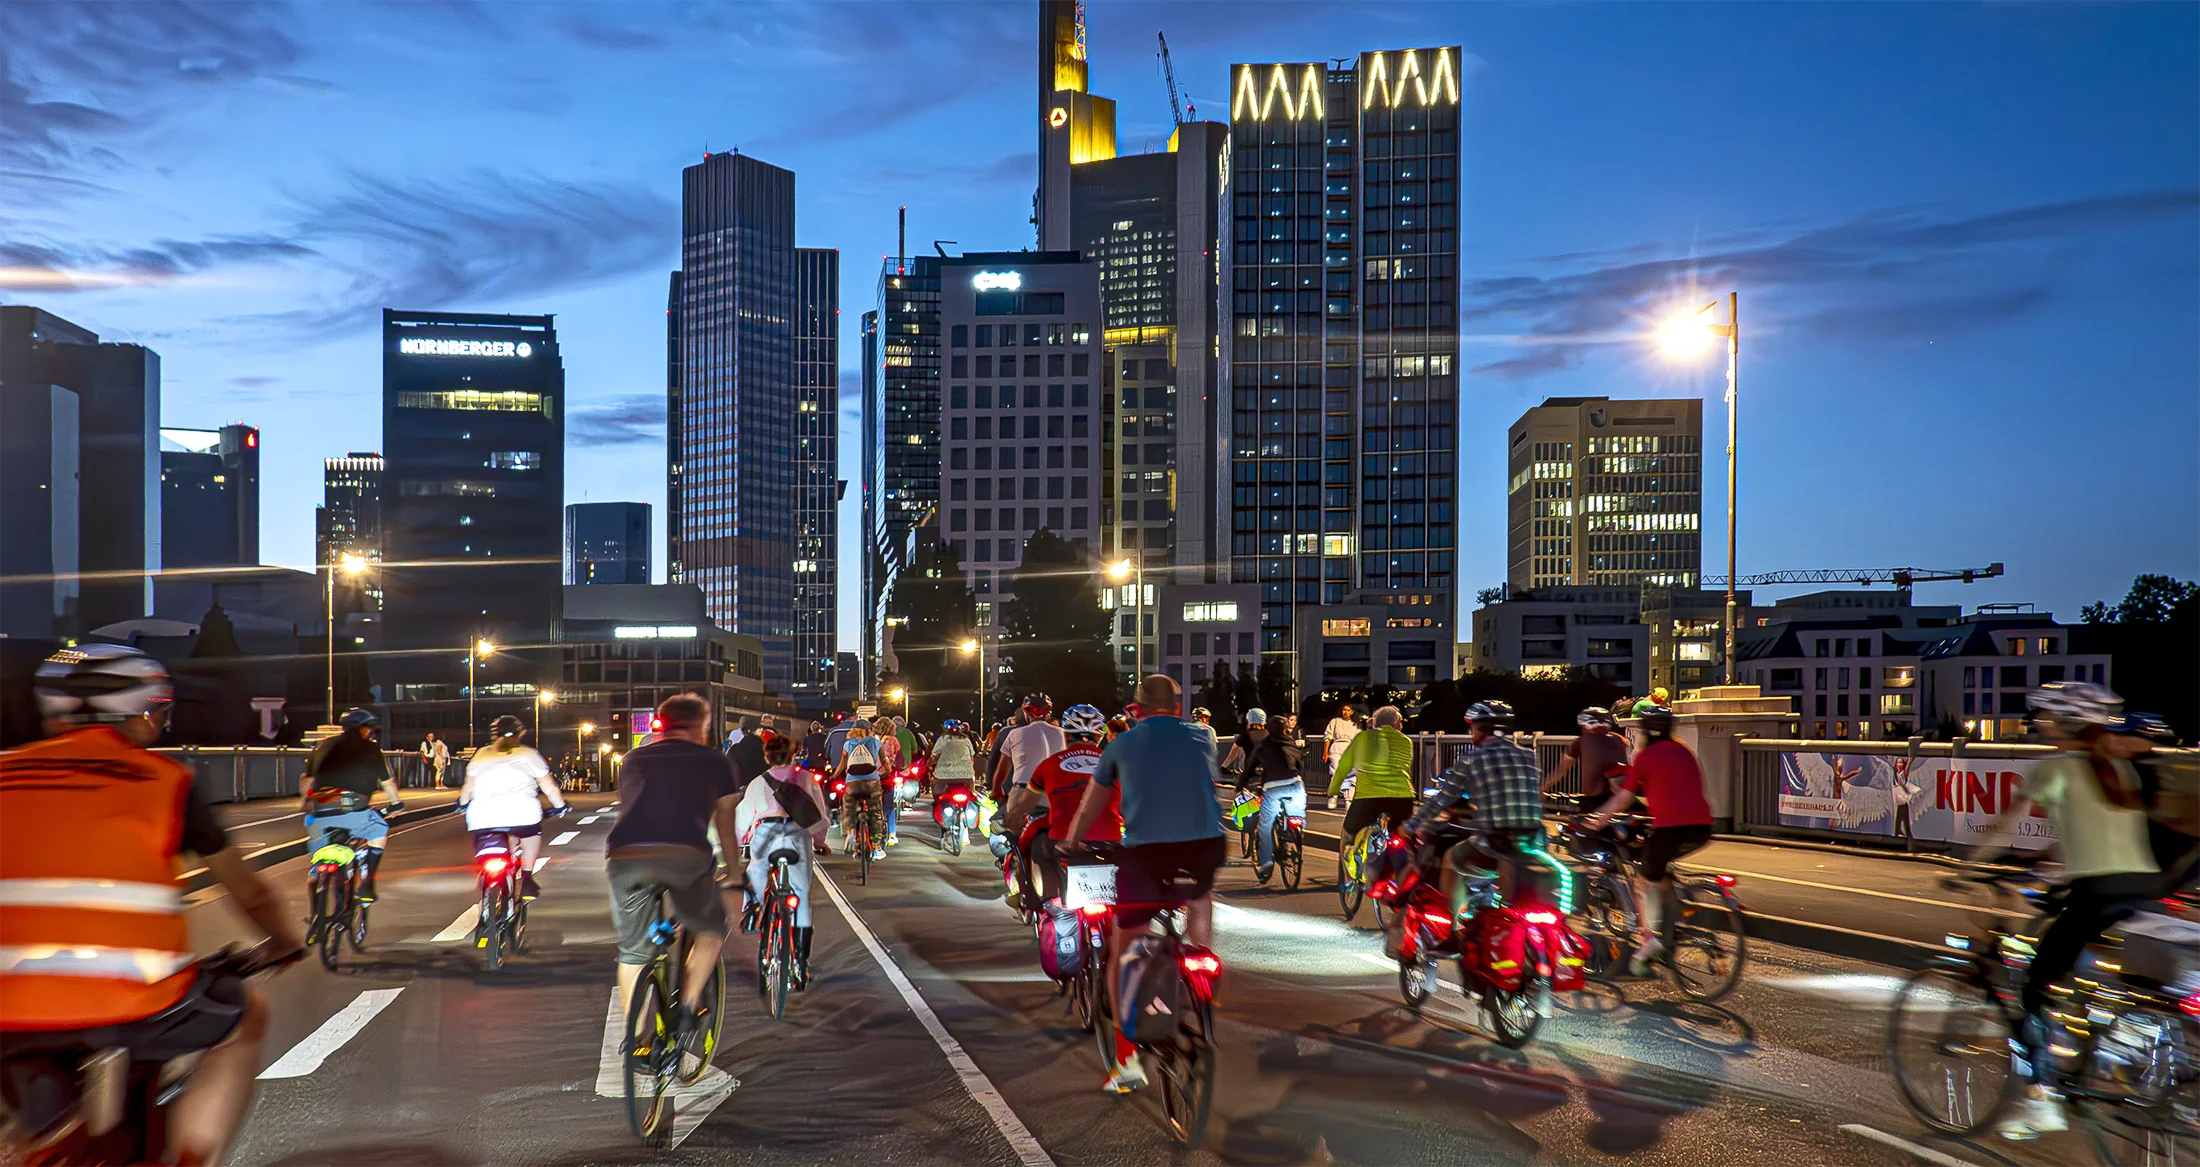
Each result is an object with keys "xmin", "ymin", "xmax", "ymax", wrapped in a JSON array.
[
  {"xmin": 1837, "ymin": 1124, "xmax": 1987, "ymax": 1167},
  {"xmin": 550, "ymin": 830, "xmax": 581, "ymax": 846},
  {"xmin": 430, "ymin": 906, "xmax": 478, "ymax": 942},
  {"xmin": 592, "ymin": 987, "xmax": 737, "ymax": 1148},
  {"xmin": 259, "ymin": 989, "xmax": 404, "ymax": 1079}
]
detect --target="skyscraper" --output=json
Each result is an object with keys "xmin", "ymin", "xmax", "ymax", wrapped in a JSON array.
[
  {"xmin": 669, "ymin": 151, "xmax": 802, "ymax": 694},
  {"xmin": 871, "ymin": 253, "xmax": 943, "ymax": 632},
  {"xmin": 1221, "ymin": 48, "xmax": 1465, "ymax": 671},
  {"xmin": 317, "ymin": 451, "xmax": 384, "ymax": 616},
  {"xmin": 380, "ymin": 310, "xmax": 564, "ymax": 742},
  {"xmin": 159, "ymin": 423, "xmax": 259, "ymax": 569},
  {"xmin": 792, "ymin": 247, "xmax": 841, "ymax": 704},
  {"xmin": 1507, "ymin": 396, "xmax": 1704, "ymax": 590},
  {"xmin": 565, "ymin": 501, "xmax": 651, "ymax": 585},
  {"xmin": 0, "ymin": 305, "xmax": 160, "ymax": 635},
  {"xmin": 859, "ymin": 307, "xmax": 883, "ymax": 694}
]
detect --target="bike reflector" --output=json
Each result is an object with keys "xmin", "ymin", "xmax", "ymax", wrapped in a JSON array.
[
  {"xmin": 1286, "ymin": 817, "xmax": 1305, "ymax": 830},
  {"xmin": 1714, "ymin": 873, "xmax": 1738, "ymax": 887},
  {"xmin": 1180, "ymin": 951, "xmax": 1221, "ymax": 976},
  {"xmin": 480, "ymin": 855, "xmax": 510, "ymax": 877},
  {"xmin": 784, "ymin": 894, "xmax": 800, "ymax": 909},
  {"xmin": 2181, "ymin": 991, "xmax": 2200, "ymax": 1018},
  {"xmin": 1521, "ymin": 909, "xmax": 1559, "ymax": 925},
  {"xmin": 950, "ymin": 790, "xmax": 970, "ymax": 803}
]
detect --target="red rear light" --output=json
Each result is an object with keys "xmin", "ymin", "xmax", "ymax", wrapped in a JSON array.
[
  {"xmin": 313, "ymin": 861, "xmax": 342, "ymax": 874},
  {"xmin": 1080, "ymin": 902, "xmax": 1109, "ymax": 919},
  {"xmin": 950, "ymin": 791, "xmax": 969, "ymax": 803},
  {"xmin": 1368, "ymin": 879, "xmax": 1396, "ymax": 899},
  {"xmin": 480, "ymin": 855, "xmax": 510, "ymax": 877},
  {"xmin": 1386, "ymin": 836, "xmax": 1408, "ymax": 851},
  {"xmin": 784, "ymin": 894, "xmax": 800, "ymax": 909},
  {"xmin": 2182, "ymin": 992, "xmax": 2200, "ymax": 1018},
  {"xmin": 1286, "ymin": 816, "xmax": 1305, "ymax": 830},
  {"xmin": 1715, "ymin": 874, "xmax": 1738, "ymax": 888},
  {"xmin": 1522, "ymin": 909, "xmax": 1559, "ymax": 925},
  {"xmin": 1181, "ymin": 951, "xmax": 1221, "ymax": 976}
]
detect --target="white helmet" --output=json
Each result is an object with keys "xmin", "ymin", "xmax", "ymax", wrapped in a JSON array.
[
  {"xmin": 2027, "ymin": 681, "xmax": 2123, "ymax": 730},
  {"xmin": 35, "ymin": 644, "xmax": 174, "ymax": 725},
  {"xmin": 1060, "ymin": 704, "xmax": 1107, "ymax": 738}
]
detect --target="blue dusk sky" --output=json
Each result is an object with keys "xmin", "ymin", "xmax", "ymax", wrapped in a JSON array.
[{"xmin": 4, "ymin": 1, "xmax": 2195, "ymax": 650}]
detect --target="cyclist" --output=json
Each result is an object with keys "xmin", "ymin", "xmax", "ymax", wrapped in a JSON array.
[
  {"xmin": 1008, "ymin": 704, "xmax": 1116, "ymax": 903},
  {"xmin": 1970, "ymin": 681, "xmax": 2160, "ymax": 1140},
  {"xmin": 1403, "ymin": 701, "xmax": 1557, "ymax": 930},
  {"xmin": 1331, "ymin": 704, "xmax": 1419, "ymax": 855},
  {"xmin": 1322, "ymin": 704, "xmax": 1362, "ymax": 809},
  {"xmin": 1190, "ymin": 707, "xmax": 1218, "ymax": 750},
  {"xmin": 1233, "ymin": 709, "xmax": 1307, "ymax": 882},
  {"xmin": 460, "ymin": 714, "xmax": 570, "ymax": 900},
  {"xmin": 930, "ymin": 719, "xmax": 980, "ymax": 829},
  {"xmin": 736, "ymin": 734, "xmax": 829, "ymax": 989},
  {"xmin": 800, "ymin": 720, "xmax": 831, "ymax": 774},
  {"xmin": 2106, "ymin": 712, "xmax": 2199, "ymax": 893},
  {"xmin": 1, "ymin": 645, "xmax": 304, "ymax": 1165},
  {"xmin": 993, "ymin": 695, "xmax": 1066, "ymax": 907},
  {"xmin": 1061, "ymin": 675, "xmax": 1225, "ymax": 1095},
  {"xmin": 1544, "ymin": 706, "xmax": 1629, "ymax": 806},
  {"xmin": 606, "ymin": 695, "xmax": 743, "ymax": 1026},
  {"xmin": 873, "ymin": 716, "xmax": 905, "ymax": 848},
  {"xmin": 831, "ymin": 719, "xmax": 888, "ymax": 861},
  {"xmin": 302, "ymin": 707, "xmax": 404, "ymax": 902},
  {"xmin": 1582, "ymin": 704, "xmax": 1713, "ymax": 975}
]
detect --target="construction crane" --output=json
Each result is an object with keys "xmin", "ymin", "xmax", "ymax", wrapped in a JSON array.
[
  {"xmin": 1158, "ymin": 32, "xmax": 1189, "ymax": 126},
  {"xmin": 1699, "ymin": 563, "xmax": 2005, "ymax": 590}
]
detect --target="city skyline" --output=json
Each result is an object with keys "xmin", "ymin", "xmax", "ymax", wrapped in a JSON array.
[{"xmin": 3, "ymin": 1, "xmax": 2194, "ymax": 648}]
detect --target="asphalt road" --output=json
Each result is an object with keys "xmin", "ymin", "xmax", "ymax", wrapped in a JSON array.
[{"xmin": 178, "ymin": 795, "xmax": 2100, "ymax": 1166}]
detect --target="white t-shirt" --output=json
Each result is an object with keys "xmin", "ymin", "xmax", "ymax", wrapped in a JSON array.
[
  {"xmin": 1003, "ymin": 722, "xmax": 1067, "ymax": 788},
  {"xmin": 1324, "ymin": 717, "xmax": 1361, "ymax": 763},
  {"xmin": 464, "ymin": 746, "xmax": 551, "ymax": 830}
]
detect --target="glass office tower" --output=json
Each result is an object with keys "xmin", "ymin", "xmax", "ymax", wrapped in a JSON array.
[
  {"xmin": 792, "ymin": 247, "xmax": 841, "ymax": 704},
  {"xmin": 565, "ymin": 501, "xmax": 651, "ymax": 585}
]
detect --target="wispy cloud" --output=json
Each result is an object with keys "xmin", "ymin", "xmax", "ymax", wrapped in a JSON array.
[
  {"xmin": 1462, "ymin": 189, "xmax": 2200, "ymax": 379},
  {"xmin": 0, "ymin": 235, "xmax": 314, "ymax": 289},
  {"xmin": 570, "ymin": 393, "xmax": 665, "ymax": 447}
]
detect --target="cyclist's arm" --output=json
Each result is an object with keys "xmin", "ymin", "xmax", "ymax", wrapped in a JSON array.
[
  {"xmin": 1540, "ymin": 753, "xmax": 1577, "ymax": 793},
  {"xmin": 1583, "ymin": 784, "xmax": 1637, "ymax": 829},
  {"xmin": 711, "ymin": 792, "xmax": 742, "ymax": 872},
  {"xmin": 532, "ymin": 767, "xmax": 568, "ymax": 811},
  {"xmin": 204, "ymin": 847, "xmax": 304, "ymax": 955},
  {"xmin": 1002, "ymin": 781, "xmax": 1040, "ymax": 826}
]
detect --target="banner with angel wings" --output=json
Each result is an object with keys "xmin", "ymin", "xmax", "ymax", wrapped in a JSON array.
[{"xmin": 1776, "ymin": 751, "xmax": 2055, "ymax": 850}]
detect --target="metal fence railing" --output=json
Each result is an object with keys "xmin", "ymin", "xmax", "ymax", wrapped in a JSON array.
[{"xmin": 152, "ymin": 747, "xmax": 465, "ymax": 806}]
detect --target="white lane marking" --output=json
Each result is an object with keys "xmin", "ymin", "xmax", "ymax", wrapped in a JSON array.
[
  {"xmin": 561, "ymin": 931, "xmax": 619, "ymax": 945},
  {"xmin": 430, "ymin": 907, "xmax": 478, "ymax": 942},
  {"xmin": 258, "ymin": 988, "xmax": 404, "ymax": 1079},
  {"xmin": 1353, "ymin": 950, "xmax": 1468, "ymax": 994},
  {"xmin": 1837, "ymin": 1124, "xmax": 1988, "ymax": 1167},
  {"xmin": 580, "ymin": 816, "xmax": 602, "ymax": 825},
  {"xmin": 1675, "ymin": 866, "xmax": 1996, "ymax": 915},
  {"xmin": 532, "ymin": 857, "xmax": 552, "ymax": 872},
  {"xmin": 815, "ymin": 869, "xmax": 1055, "ymax": 1167},
  {"xmin": 225, "ymin": 810, "xmax": 306, "ymax": 831},
  {"xmin": 550, "ymin": 831, "xmax": 581, "ymax": 846},
  {"xmin": 592, "ymin": 988, "xmax": 738, "ymax": 1148}
]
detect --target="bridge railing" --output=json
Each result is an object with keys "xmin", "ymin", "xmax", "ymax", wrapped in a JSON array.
[{"xmin": 150, "ymin": 746, "xmax": 464, "ymax": 805}]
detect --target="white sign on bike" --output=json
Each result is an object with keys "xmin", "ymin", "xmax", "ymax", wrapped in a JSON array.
[{"xmin": 1063, "ymin": 864, "xmax": 1117, "ymax": 910}]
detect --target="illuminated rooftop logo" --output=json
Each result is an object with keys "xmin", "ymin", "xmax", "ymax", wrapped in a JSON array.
[
  {"xmin": 972, "ymin": 271, "xmax": 1023, "ymax": 292},
  {"xmin": 398, "ymin": 338, "xmax": 535, "ymax": 358},
  {"xmin": 1231, "ymin": 63, "xmax": 1325, "ymax": 122},
  {"xmin": 1361, "ymin": 48, "xmax": 1461, "ymax": 110}
]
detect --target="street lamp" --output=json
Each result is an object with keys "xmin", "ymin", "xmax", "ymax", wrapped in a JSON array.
[
  {"xmin": 536, "ymin": 688, "xmax": 556, "ymax": 744},
  {"xmin": 468, "ymin": 638, "xmax": 496, "ymax": 748},
  {"xmin": 1108, "ymin": 558, "xmax": 1144, "ymax": 683},
  {"xmin": 959, "ymin": 638, "xmax": 983, "ymax": 730},
  {"xmin": 886, "ymin": 686, "xmax": 908, "ymax": 721},
  {"xmin": 1662, "ymin": 292, "xmax": 1740, "ymax": 685},
  {"xmin": 324, "ymin": 551, "xmax": 367, "ymax": 724}
]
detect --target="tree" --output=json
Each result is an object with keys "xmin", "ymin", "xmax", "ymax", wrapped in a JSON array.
[
  {"xmin": 1475, "ymin": 585, "xmax": 1507, "ymax": 607},
  {"xmin": 1234, "ymin": 662, "xmax": 1260, "ymax": 720},
  {"xmin": 190, "ymin": 602, "xmax": 240, "ymax": 659},
  {"xmin": 2071, "ymin": 573, "xmax": 2199, "ymax": 742},
  {"xmin": 885, "ymin": 540, "xmax": 978, "ymax": 729},
  {"xmin": 1256, "ymin": 658, "xmax": 1295, "ymax": 719},
  {"xmin": 2084, "ymin": 574, "xmax": 2199, "ymax": 624},
  {"xmin": 999, "ymin": 530, "xmax": 1117, "ymax": 712},
  {"xmin": 1196, "ymin": 661, "xmax": 1240, "ymax": 734}
]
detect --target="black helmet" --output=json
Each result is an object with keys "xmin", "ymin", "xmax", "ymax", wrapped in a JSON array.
[
  {"xmin": 491, "ymin": 714, "xmax": 526, "ymax": 739},
  {"xmin": 1637, "ymin": 704, "xmax": 1676, "ymax": 735},
  {"xmin": 1577, "ymin": 706, "xmax": 1616, "ymax": 730},
  {"xmin": 339, "ymin": 707, "xmax": 380, "ymax": 730},
  {"xmin": 1465, "ymin": 701, "xmax": 1514, "ymax": 727},
  {"xmin": 1022, "ymin": 693, "xmax": 1053, "ymax": 717}
]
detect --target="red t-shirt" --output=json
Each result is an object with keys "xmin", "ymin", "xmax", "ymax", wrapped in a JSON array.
[
  {"xmin": 1620, "ymin": 739, "xmax": 1714, "ymax": 828},
  {"xmin": 1031, "ymin": 743, "xmax": 1121, "ymax": 842}
]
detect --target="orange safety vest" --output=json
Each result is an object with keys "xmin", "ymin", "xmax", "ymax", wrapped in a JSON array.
[{"xmin": 0, "ymin": 727, "xmax": 197, "ymax": 1031}]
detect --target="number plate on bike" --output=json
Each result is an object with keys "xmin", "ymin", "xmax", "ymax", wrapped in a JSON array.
[{"xmin": 1062, "ymin": 863, "xmax": 1117, "ymax": 910}]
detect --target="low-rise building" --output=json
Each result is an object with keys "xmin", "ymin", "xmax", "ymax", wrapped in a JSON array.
[
  {"xmin": 554, "ymin": 584, "xmax": 784, "ymax": 756},
  {"xmin": 1470, "ymin": 585, "xmax": 1650, "ymax": 688},
  {"xmin": 1296, "ymin": 602, "xmax": 1456, "ymax": 694},
  {"xmin": 1143, "ymin": 583, "xmax": 1260, "ymax": 694}
]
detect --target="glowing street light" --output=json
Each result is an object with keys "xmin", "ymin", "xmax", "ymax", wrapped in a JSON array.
[
  {"xmin": 467, "ymin": 638, "xmax": 498, "ymax": 748},
  {"xmin": 324, "ymin": 551, "xmax": 371, "ymax": 725},
  {"xmin": 959, "ymin": 637, "xmax": 985, "ymax": 728},
  {"xmin": 1107, "ymin": 558, "xmax": 1144, "ymax": 682},
  {"xmin": 535, "ymin": 687, "xmax": 556, "ymax": 742},
  {"xmin": 1661, "ymin": 292, "xmax": 1741, "ymax": 683}
]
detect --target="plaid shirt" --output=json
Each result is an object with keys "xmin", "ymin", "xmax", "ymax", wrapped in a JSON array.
[{"xmin": 1406, "ymin": 735, "xmax": 1545, "ymax": 834}]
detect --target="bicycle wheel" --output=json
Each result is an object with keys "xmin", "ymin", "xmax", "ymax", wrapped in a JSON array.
[
  {"xmin": 1337, "ymin": 834, "xmax": 1366, "ymax": 922},
  {"xmin": 857, "ymin": 812, "xmax": 871, "ymax": 885},
  {"xmin": 1092, "ymin": 953, "xmax": 1118, "ymax": 1070},
  {"xmin": 1279, "ymin": 824, "xmax": 1303, "ymax": 890},
  {"xmin": 318, "ymin": 881, "xmax": 345, "ymax": 971},
  {"xmin": 1667, "ymin": 882, "xmax": 1745, "ymax": 1002},
  {"xmin": 683, "ymin": 956, "xmax": 727, "ymax": 1078},
  {"xmin": 306, "ymin": 875, "xmax": 330, "ymax": 947},
  {"xmin": 623, "ymin": 970, "xmax": 674, "ymax": 1145},
  {"xmin": 1885, "ymin": 965, "xmax": 2016, "ymax": 1135},
  {"xmin": 1483, "ymin": 975, "xmax": 1544, "ymax": 1049},
  {"xmin": 1399, "ymin": 951, "xmax": 1435, "ymax": 1015},
  {"xmin": 348, "ymin": 899, "xmax": 371, "ymax": 954},
  {"xmin": 1158, "ymin": 999, "xmax": 1217, "ymax": 1147},
  {"xmin": 763, "ymin": 907, "xmax": 794, "ymax": 1022},
  {"xmin": 944, "ymin": 816, "xmax": 962, "ymax": 857},
  {"xmin": 480, "ymin": 885, "xmax": 505, "ymax": 972},
  {"xmin": 508, "ymin": 889, "xmax": 529, "ymax": 955}
]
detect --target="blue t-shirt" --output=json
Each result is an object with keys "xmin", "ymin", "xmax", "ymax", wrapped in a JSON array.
[{"xmin": 1093, "ymin": 716, "xmax": 1226, "ymax": 847}]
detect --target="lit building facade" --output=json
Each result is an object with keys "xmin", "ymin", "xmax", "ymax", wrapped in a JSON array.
[
  {"xmin": 158, "ymin": 423, "xmax": 258, "ymax": 570},
  {"xmin": 792, "ymin": 247, "xmax": 841, "ymax": 705},
  {"xmin": 859, "ymin": 307, "xmax": 883, "ymax": 694},
  {"xmin": 1507, "ymin": 395, "xmax": 1703, "ymax": 590},
  {"xmin": 870, "ymin": 254, "xmax": 943, "ymax": 654},
  {"xmin": 1221, "ymin": 48, "xmax": 1466, "ymax": 677},
  {"xmin": 565, "ymin": 501, "xmax": 650, "ymax": 585},
  {"xmin": 317, "ymin": 451, "xmax": 384, "ymax": 622}
]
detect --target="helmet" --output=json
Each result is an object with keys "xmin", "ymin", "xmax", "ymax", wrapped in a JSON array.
[
  {"xmin": 1192, "ymin": 706, "xmax": 1212, "ymax": 720},
  {"xmin": 1464, "ymin": 700, "xmax": 1514, "ymax": 727},
  {"xmin": 2114, "ymin": 713, "xmax": 2179, "ymax": 745},
  {"xmin": 941, "ymin": 718, "xmax": 965, "ymax": 735},
  {"xmin": 1243, "ymin": 707, "xmax": 1268, "ymax": 727},
  {"xmin": 2027, "ymin": 681, "xmax": 2123, "ymax": 730},
  {"xmin": 339, "ymin": 707, "xmax": 379, "ymax": 730},
  {"xmin": 1022, "ymin": 693, "xmax": 1053, "ymax": 718},
  {"xmin": 490, "ymin": 714, "xmax": 525, "ymax": 738},
  {"xmin": 34, "ymin": 644, "xmax": 172, "ymax": 725},
  {"xmin": 1577, "ymin": 706, "xmax": 1616, "ymax": 730},
  {"xmin": 1061, "ymin": 704, "xmax": 1106, "ymax": 738},
  {"xmin": 1636, "ymin": 704, "xmax": 1676, "ymax": 734},
  {"xmin": 1123, "ymin": 702, "xmax": 1143, "ymax": 721}
]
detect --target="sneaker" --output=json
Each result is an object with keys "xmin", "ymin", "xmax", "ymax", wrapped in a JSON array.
[
  {"xmin": 886, "ymin": 835, "xmax": 899, "ymax": 847},
  {"xmin": 870, "ymin": 849, "xmax": 887, "ymax": 861},
  {"xmin": 520, "ymin": 872, "xmax": 542, "ymax": 901},
  {"xmin": 1104, "ymin": 1054, "xmax": 1148, "ymax": 1095},
  {"xmin": 1995, "ymin": 1093, "xmax": 2068, "ymax": 1140},
  {"xmin": 1256, "ymin": 864, "xmax": 1275, "ymax": 883},
  {"xmin": 1626, "ymin": 940, "xmax": 1665, "ymax": 978}
]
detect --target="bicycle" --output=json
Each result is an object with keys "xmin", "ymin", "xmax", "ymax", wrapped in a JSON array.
[
  {"xmin": 754, "ymin": 839, "xmax": 805, "ymax": 1020},
  {"xmin": 304, "ymin": 828, "xmax": 370, "ymax": 972},
  {"xmin": 1562, "ymin": 814, "xmax": 1746, "ymax": 1002},
  {"xmin": 846, "ymin": 793, "xmax": 878, "ymax": 886},
  {"xmin": 622, "ymin": 891, "xmax": 728, "ymax": 1147},
  {"xmin": 1266, "ymin": 808, "xmax": 1305, "ymax": 890},
  {"xmin": 1886, "ymin": 869, "xmax": 2199, "ymax": 1164},
  {"xmin": 472, "ymin": 834, "xmax": 528, "ymax": 972},
  {"xmin": 1337, "ymin": 821, "xmax": 1392, "ymax": 924},
  {"xmin": 936, "ymin": 784, "xmax": 977, "ymax": 857},
  {"xmin": 1230, "ymin": 790, "xmax": 1259, "ymax": 860}
]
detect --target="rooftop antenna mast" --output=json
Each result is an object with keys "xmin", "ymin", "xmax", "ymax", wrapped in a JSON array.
[{"xmin": 897, "ymin": 205, "xmax": 906, "ymax": 276}]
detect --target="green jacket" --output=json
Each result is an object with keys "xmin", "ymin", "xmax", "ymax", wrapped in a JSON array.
[{"xmin": 1330, "ymin": 725, "xmax": 1416, "ymax": 800}]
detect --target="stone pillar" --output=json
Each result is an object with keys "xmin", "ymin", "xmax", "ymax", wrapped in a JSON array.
[{"xmin": 1638, "ymin": 685, "xmax": 1797, "ymax": 831}]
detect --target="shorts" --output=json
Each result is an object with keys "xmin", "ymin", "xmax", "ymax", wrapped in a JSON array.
[
  {"xmin": 306, "ymin": 807, "xmax": 388, "ymax": 846},
  {"xmin": 0, "ymin": 965, "xmax": 246, "ymax": 1065},
  {"xmin": 1115, "ymin": 835, "xmax": 1228, "ymax": 929},
  {"xmin": 607, "ymin": 845, "xmax": 728, "ymax": 964},
  {"xmin": 471, "ymin": 824, "xmax": 541, "ymax": 852},
  {"xmin": 1341, "ymin": 796, "xmax": 1417, "ymax": 840},
  {"xmin": 1637, "ymin": 823, "xmax": 1713, "ymax": 882}
]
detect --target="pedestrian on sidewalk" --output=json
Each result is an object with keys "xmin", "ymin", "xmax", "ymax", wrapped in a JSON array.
[{"xmin": 421, "ymin": 732, "xmax": 450, "ymax": 788}]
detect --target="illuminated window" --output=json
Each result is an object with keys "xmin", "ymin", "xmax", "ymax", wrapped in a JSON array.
[
  {"xmin": 1322, "ymin": 618, "xmax": 1371, "ymax": 638},
  {"xmin": 1323, "ymin": 534, "xmax": 1354, "ymax": 557},
  {"xmin": 1182, "ymin": 602, "xmax": 1239, "ymax": 623},
  {"xmin": 396, "ymin": 390, "xmax": 547, "ymax": 415},
  {"xmin": 486, "ymin": 451, "xmax": 540, "ymax": 471}
]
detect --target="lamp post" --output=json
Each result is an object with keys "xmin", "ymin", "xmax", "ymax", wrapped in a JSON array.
[
  {"xmin": 536, "ymin": 688, "xmax": 556, "ymax": 744},
  {"xmin": 1661, "ymin": 292, "xmax": 1741, "ymax": 685},
  {"xmin": 324, "ymin": 552, "xmax": 366, "ymax": 724},
  {"xmin": 959, "ymin": 638, "xmax": 983, "ymax": 729},
  {"xmin": 886, "ymin": 686, "xmax": 908, "ymax": 722},
  {"xmin": 468, "ymin": 638, "xmax": 495, "ymax": 748},
  {"xmin": 577, "ymin": 720, "xmax": 595, "ymax": 784},
  {"xmin": 1107, "ymin": 558, "xmax": 1144, "ymax": 683}
]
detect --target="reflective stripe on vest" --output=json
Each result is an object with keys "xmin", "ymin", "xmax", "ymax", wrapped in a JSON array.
[
  {"xmin": 0, "ymin": 879, "xmax": 185, "ymax": 914},
  {"xmin": 0, "ymin": 945, "xmax": 196, "ymax": 984}
]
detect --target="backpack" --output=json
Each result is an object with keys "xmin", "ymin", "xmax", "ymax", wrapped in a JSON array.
[
  {"xmin": 1114, "ymin": 935, "xmax": 1183, "ymax": 1043},
  {"xmin": 1037, "ymin": 903, "xmax": 1085, "ymax": 980},
  {"xmin": 843, "ymin": 739, "xmax": 877, "ymax": 773}
]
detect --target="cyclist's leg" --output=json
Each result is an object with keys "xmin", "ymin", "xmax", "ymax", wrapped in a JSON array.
[
  {"xmin": 605, "ymin": 853, "xmax": 668, "ymax": 1014},
  {"xmin": 1181, "ymin": 836, "xmax": 1227, "ymax": 948},
  {"xmin": 741, "ymin": 827, "xmax": 773, "ymax": 927},
  {"xmin": 660, "ymin": 850, "xmax": 730, "ymax": 1012},
  {"xmin": 1339, "ymin": 796, "xmax": 1379, "ymax": 844},
  {"xmin": 1254, "ymin": 787, "xmax": 1280, "ymax": 870},
  {"xmin": 160, "ymin": 981, "xmax": 269, "ymax": 1165}
]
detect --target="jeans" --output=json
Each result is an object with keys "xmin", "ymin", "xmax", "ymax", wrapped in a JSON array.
[
  {"xmin": 306, "ymin": 808, "xmax": 388, "ymax": 848},
  {"xmin": 745, "ymin": 819, "xmax": 814, "ymax": 928},
  {"xmin": 1254, "ymin": 779, "xmax": 1306, "ymax": 870}
]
